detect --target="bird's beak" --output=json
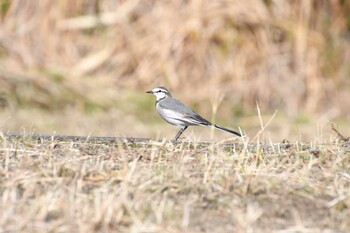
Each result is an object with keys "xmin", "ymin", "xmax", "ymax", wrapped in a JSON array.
[{"xmin": 146, "ymin": 90, "xmax": 153, "ymax": 94}]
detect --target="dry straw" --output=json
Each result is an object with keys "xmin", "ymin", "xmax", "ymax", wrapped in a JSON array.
[{"xmin": 0, "ymin": 0, "xmax": 349, "ymax": 117}]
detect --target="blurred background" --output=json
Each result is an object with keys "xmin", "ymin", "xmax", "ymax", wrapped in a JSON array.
[{"xmin": 0, "ymin": 0, "xmax": 349, "ymax": 141}]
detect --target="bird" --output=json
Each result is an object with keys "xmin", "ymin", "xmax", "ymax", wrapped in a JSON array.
[{"xmin": 146, "ymin": 86, "xmax": 242, "ymax": 141}]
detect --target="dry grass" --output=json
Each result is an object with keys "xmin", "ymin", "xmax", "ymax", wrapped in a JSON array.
[
  {"xmin": 0, "ymin": 136, "xmax": 349, "ymax": 233},
  {"xmin": 0, "ymin": 0, "xmax": 349, "ymax": 140}
]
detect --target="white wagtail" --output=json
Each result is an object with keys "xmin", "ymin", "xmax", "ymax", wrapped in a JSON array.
[{"xmin": 146, "ymin": 87, "xmax": 242, "ymax": 141}]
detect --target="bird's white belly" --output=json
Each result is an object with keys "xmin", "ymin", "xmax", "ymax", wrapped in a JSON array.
[
  {"xmin": 162, "ymin": 117, "xmax": 188, "ymax": 127},
  {"xmin": 156, "ymin": 106, "xmax": 188, "ymax": 127}
]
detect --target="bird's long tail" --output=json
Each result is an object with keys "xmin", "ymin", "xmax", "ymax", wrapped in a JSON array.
[{"xmin": 214, "ymin": 125, "xmax": 241, "ymax": 137}]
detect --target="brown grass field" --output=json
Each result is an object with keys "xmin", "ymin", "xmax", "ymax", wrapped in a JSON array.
[
  {"xmin": 0, "ymin": 0, "xmax": 350, "ymax": 232},
  {"xmin": 0, "ymin": 134, "xmax": 349, "ymax": 232}
]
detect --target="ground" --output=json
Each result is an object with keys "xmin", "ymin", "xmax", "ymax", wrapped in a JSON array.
[{"xmin": 0, "ymin": 136, "xmax": 349, "ymax": 233}]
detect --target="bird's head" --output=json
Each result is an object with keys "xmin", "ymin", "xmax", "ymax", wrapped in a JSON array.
[{"xmin": 146, "ymin": 87, "xmax": 172, "ymax": 101}]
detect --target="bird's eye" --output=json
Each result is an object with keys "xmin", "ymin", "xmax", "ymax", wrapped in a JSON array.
[{"xmin": 158, "ymin": 90, "xmax": 162, "ymax": 93}]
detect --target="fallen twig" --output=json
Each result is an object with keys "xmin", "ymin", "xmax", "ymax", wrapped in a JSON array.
[{"xmin": 331, "ymin": 122, "xmax": 349, "ymax": 142}]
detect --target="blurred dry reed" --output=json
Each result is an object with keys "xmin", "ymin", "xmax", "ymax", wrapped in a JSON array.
[{"xmin": 0, "ymin": 0, "xmax": 349, "ymax": 117}]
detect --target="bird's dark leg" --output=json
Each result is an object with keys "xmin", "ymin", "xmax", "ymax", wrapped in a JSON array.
[{"xmin": 174, "ymin": 126, "xmax": 188, "ymax": 141}]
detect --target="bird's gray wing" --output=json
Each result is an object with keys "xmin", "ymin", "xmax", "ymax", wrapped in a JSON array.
[{"xmin": 158, "ymin": 98, "xmax": 211, "ymax": 126}]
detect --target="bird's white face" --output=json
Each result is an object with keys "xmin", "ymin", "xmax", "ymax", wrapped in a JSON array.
[{"xmin": 146, "ymin": 87, "xmax": 171, "ymax": 101}]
